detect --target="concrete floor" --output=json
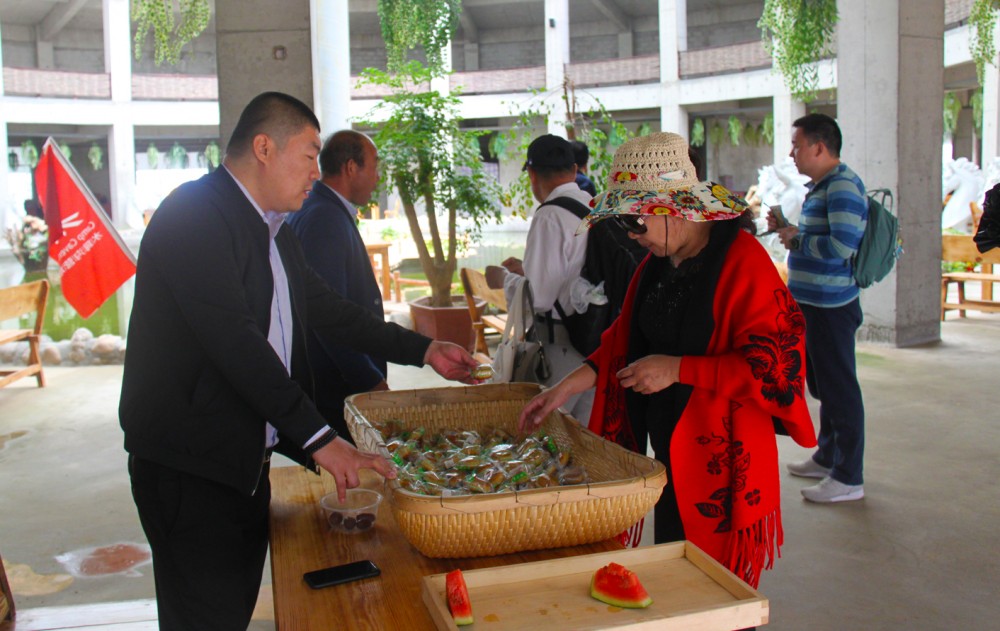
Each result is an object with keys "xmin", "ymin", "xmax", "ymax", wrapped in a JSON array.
[{"xmin": 1, "ymin": 314, "xmax": 999, "ymax": 630}]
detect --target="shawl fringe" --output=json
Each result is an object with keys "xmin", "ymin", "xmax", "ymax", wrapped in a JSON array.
[{"xmin": 723, "ymin": 508, "xmax": 783, "ymax": 589}]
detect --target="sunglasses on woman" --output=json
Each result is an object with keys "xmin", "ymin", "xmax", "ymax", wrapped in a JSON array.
[{"xmin": 613, "ymin": 214, "xmax": 648, "ymax": 235}]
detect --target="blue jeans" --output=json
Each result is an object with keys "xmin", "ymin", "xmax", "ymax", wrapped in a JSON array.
[{"xmin": 801, "ymin": 299, "xmax": 866, "ymax": 486}]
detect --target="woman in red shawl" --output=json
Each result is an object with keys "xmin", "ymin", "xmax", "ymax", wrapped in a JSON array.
[{"xmin": 519, "ymin": 133, "xmax": 817, "ymax": 588}]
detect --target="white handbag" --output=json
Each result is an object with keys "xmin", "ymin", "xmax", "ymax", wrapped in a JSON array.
[{"xmin": 491, "ymin": 277, "xmax": 550, "ymax": 383}]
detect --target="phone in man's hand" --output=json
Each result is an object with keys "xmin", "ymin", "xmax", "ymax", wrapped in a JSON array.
[
  {"xmin": 303, "ymin": 560, "xmax": 381, "ymax": 589},
  {"xmin": 762, "ymin": 204, "xmax": 789, "ymax": 236},
  {"xmin": 769, "ymin": 204, "xmax": 789, "ymax": 229}
]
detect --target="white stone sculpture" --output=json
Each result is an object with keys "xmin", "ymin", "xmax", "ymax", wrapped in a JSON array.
[
  {"xmin": 942, "ymin": 157, "xmax": 984, "ymax": 231},
  {"xmin": 752, "ymin": 158, "xmax": 810, "ymax": 262}
]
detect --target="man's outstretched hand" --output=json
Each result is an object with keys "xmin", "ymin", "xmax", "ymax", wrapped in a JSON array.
[
  {"xmin": 312, "ymin": 436, "xmax": 397, "ymax": 502},
  {"xmin": 424, "ymin": 340, "xmax": 481, "ymax": 384}
]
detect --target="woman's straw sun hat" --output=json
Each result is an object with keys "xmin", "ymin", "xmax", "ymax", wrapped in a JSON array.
[{"xmin": 582, "ymin": 132, "xmax": 749, "ymax": 231}]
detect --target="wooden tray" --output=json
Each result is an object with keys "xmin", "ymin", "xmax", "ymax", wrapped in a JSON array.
[{"xmin": 422, "ymin": 541, "xmax": 767, "ymax": 630}]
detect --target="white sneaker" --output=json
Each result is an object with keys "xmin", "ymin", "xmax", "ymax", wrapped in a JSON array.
[
  {"xmin": 786, "ymin": 458, "xmax": 832, "ymax": 479},
  {"xmin": 801, "ymin": 477, "xmax": 865, "ymax": 503}
]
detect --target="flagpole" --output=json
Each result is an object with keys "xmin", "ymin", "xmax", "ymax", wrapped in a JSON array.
[{"xmin": 41, "ymin": 137, "xmax": 137, "ymax": 265}]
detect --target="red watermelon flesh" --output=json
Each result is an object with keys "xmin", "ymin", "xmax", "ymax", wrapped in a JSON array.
[
  {"xmin": 590, "ymin": 562, "xmax": 653, "ymax": 608},
  {"xmin": 445, "ymin": 569, "xmax": 474, "ymax": 625}
]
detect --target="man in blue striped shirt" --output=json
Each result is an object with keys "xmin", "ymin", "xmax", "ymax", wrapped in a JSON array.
[{"xmin": 769, "ymin": 113, "xmax": 867, "ymax": 503}]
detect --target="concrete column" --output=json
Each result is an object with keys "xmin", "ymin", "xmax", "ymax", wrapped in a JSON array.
[
  {"xmin": 35, "ymin": 29, "xmax": 55, "ymax": 69},
  {"xmin": 311, "ymin": 0, "xmax": 351, "ymax": 135},
  {"xmin": 0, "ymin": 20, "xmax": 11, "ymax": 229},
  {"xmin": 215, "ymin": 0, "xmax": 313, "ymax": 152},
  {"xmin": 544, "ymin": 0, "xmax": 569, "ymax": 136},
  {"xmin": 617, "ymin": 31, "xmax": 634, "ymax": 58},
  {"xmin": 981, "ymin": 19, "xmax": 1000, "ymax": 164},
  {"xmin": 838, "ymin": 0, "xmax": 944, "ymax": 347},
  {"xmin": 658, "ymin": 0, "xmax": 686, "ymax": 137},
  {"xmin": 104, "ymin": 0, "xmax": 138, "ymax": 229},
  {"xmin": 772, "ymin": 91, "xmax": 805, "ymax": 165},
  {"xmin": 463, "ymin": 43, "xmax": 480, "ymax": 71}
]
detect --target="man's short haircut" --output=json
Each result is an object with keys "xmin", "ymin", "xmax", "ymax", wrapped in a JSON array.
[
  {"xmin": 793, "ymin": 112, "xmax": 842, "ymax": 157},
  {"xmin": 570, "ymin": 140, "xmax": 589, "ymax": 168},
  {"xmin": 319, "ymin": 130, "xmax": 373, "ymax": 177},
  {"xmin": 226, "ymin": 91, "xmax": 320, "ymax": 159}
]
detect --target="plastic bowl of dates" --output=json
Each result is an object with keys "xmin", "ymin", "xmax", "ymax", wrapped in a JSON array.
[{"xmin": 319, "ymin": 488, "xmax": 382, "ymax": 534}]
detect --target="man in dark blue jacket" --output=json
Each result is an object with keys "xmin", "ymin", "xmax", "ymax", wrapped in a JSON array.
[{"xmin": 287, "ymin": 130, "xmax": 386, "ymax": 443}]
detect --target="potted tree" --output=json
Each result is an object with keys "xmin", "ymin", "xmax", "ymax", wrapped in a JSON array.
[{"xmin": 357, "ymin": 61, "xmax": 501, "ymax": 349}]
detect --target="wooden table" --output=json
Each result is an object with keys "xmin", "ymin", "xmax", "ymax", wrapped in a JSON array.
[
  {"xmin": 268, "ymin": 466, "xmax": 622, "ymax": 630},
  {"xmin": 365, "ymin": 242, "xmax": 392, "ymax": 301}
]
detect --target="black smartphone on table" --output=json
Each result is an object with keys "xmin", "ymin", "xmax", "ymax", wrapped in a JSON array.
[{"xmin": 303, "ymin": 560, "xmax": 381, "ymax": 589}]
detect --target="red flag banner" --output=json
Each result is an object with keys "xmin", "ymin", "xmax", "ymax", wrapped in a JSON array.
[{"xmin": 35, "ymin": 138, "xmax": 137, "ymax": 319}]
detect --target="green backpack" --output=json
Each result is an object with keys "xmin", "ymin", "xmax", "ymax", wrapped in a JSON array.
[{"xmin": 852, "ymin": 188, "xmax": 901, "ymax": 288}]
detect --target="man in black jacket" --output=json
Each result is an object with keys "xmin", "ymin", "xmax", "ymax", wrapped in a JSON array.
[{"xmin": 120, "ymin": 92, "xmax": 477, "ymax": 630}]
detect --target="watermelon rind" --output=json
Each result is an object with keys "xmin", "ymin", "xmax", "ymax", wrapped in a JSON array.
[{"xmin": 590, "ymin": 565, "xmax": 653, "ymax": 609}]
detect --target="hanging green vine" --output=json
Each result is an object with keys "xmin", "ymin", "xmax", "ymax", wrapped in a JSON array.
[
  {"xmin": 205, "ymin": 141, "xmax": 221, "ymax": 169},
  {"xmin": 971, "ymin": 90, "xmax": 984, "ymax": 135},
  {"xmin": 690, "ymin": 118, "xmax": 706, "ymax": 147},
  {"xmin": 744, "ymin": 121, "xmax": 759, "ymax": 147},
  {"xmin": 59, "ymin": 143, "xmax": 72, "ymax": 160},
  {"xmin": 970, "ymin": 0, "xmax": 1000, "ymax": 83},
  {"xmin": 761, "ymin": 114, "xmax": 775, "ymax": 145},
  {"xmin": 21, "ymin": 140, "xmax": 39, "ymax": 168},
  {"xmin": 727, "ymin": 115, "xmax": 743, "ymax": 146},
  {"xmin": 377, "ymin": 0, "xmax": 459, "ymax": 75},
  {"xmin": 758, "ymin": 0, "xmax": 839, "ymax": 103},
  {"xmin": 168, "ymin": 142, "xmax": 189, "ymax": 169},
  {"xmin": 709, "ymin": 122, "xmax": 726, "ymax": 147},
  {"xmin": 132, "ymin": 0, "xmax": 211, "ymax": 66},
  {"xmin": 88, "ymin": 143, "xmax": 104, "ymax": 171},
  {"xmin": 943, "ymin": 92, "xmax": 963, "ymax": 137},
  {"xmin": 146, "ymin": 143, "xmax": 161, "ymax": 169}
]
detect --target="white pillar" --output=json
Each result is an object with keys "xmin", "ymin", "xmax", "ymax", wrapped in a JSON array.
[
  {"xmin": 658, "ymin": 0, "xmax": 686, "ymax": 137},
  {"xmin": 104, "ymin": 0, "xmax": 138, "ymax": 229},
  {"xmin": 544, "ymin": 0, "xmax": 569, "ymax": 136},
  {"xmin": 839, "ymin": 0, "xmax": 944, "ymax": 346},
  {"xmin": 430, "ymin": 35, "xmax": 453, "ymax": 97},
  {"xmin": 311, "ymin": 0, "xmax": 352, "ymax": 135},
  {"xmin": 772, "ymin": 91, "xmax": 805, "ymax": 165},
  {"xmin": 981, "ymin": 19, "xmax": 1000, "ymax": 164}
]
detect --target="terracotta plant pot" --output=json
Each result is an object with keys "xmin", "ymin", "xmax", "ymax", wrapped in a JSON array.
[{"xmin": 408, "ymin": 295, "xmax": 484, "ymax": 353}]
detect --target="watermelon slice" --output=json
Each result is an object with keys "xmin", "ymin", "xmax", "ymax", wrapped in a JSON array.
[
  {"xmin": 590, "ymin": 562, "xmax": 653, "ymax": 608},
  {"xmin": 445, "ymin": 569, "xmax": 474, "ymax": 626}
]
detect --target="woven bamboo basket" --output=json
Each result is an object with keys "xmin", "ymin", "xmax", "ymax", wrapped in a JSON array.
[{"xmin": 345, "ymin": 383, "xmax": 666, "ymax": 558}]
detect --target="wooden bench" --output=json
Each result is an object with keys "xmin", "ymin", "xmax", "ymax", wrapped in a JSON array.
[
  {"xmin": 0, "ymin": 280, "xmax": 49, "ymax": 389},
  {"xmin": 941, "ymin": 234, "xmax": 1000, "ymax": 320},
  {"xmin": 460, "ymin": 267, "xmax": 508, "ymax": 360}
]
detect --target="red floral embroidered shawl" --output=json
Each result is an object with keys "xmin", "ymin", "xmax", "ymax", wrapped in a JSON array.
[{"xmin": 587, "ymin": 231, "xmax": 817, "ymax": 587}]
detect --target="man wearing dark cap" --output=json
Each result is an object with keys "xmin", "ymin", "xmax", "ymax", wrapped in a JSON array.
[{"xmin": 494, "ymin": 134, "xmax": 595, "ymax": 422}]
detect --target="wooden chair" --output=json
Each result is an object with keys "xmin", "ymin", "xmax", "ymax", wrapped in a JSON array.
[
  {"xmin": 0, "ymin": 279, "xmax": 49, "ymax": 389},
  {"xmin": 1, "ymin": 549, "xmax": 14, "ymax": 631},
  {"xmin": 941, "ymin": 234, "xmax": 1000, "ymax": 320},
  {"xmin": 460, "ymin": 268, "xmax": 508, "ymax": 360}
]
